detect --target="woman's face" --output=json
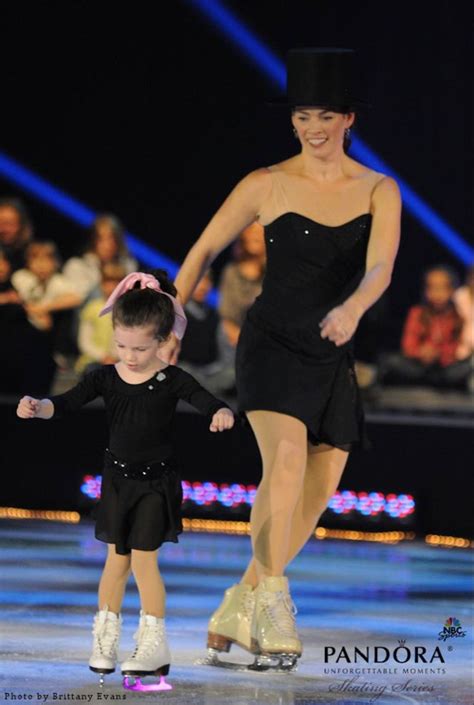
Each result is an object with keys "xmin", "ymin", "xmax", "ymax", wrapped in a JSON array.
[
  {"xmin": 291, "ymin": 107, "xmax": 354, "ymax": 157},
  {"xmin": 0, "ymin": 207, "xmax": 21, "ymax": 246},
  {"xmin": 95, "ymin": 224, "xmax": 119, "ymax": 262}
]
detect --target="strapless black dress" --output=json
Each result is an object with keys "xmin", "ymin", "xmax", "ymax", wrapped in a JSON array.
[{"xmin": 235, "ymin": 211, "xmax": 373, "ymax": 451}]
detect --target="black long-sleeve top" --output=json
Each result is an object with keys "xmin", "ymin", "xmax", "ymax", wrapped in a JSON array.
[{"xmin": 49, "ymin": 364, "xmax": 232, "ymax": 463}]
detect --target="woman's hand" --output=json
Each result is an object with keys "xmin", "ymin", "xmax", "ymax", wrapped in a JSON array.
[
  {"xmin": 159, "ymin": 332, "xmax": 181, "ymax": 365},
  {"xmin": 319, "ymin": 301, "xmax": 363, "ymax": 347},
  {"xmin": 17, "ymin": 396, "xmax": 42, "ymax": 419},
  {"xmin": 210, "ymin": 408, "xmax": 235, "ymax": 432}
]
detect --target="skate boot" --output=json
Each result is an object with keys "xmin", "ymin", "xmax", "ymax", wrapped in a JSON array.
[
  {"xmin": 204, "ymin": 583, "xmax": 256, "ymax": 668},
  {"xmin": 88, "ymin": 605, "xmax": 122, "ymax": 686},
  {"xmin": 250, "ymin": 576, "xmax": 302, "ymax": 672},
  {"xmin": 121, "ymin": 611, "xmax": 172, "ymax": 692}
]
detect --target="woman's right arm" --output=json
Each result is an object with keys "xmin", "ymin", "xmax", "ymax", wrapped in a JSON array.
[{"xmin": 174, "ymin": 168, "xmax": 271, "ymax": 306}]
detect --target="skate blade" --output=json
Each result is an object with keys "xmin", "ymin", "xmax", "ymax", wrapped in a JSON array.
[
  {"xmin": 195, "ymin": 647, "xmax": 255, "ymax": 672},
  {"xmin": 248, "ymin": 653, "xmax": 299, "ymax": 673},
  {"xmin": 89, "ymin": 666, "xmax": 114, "ymax": 688},
  {"xmin": 123, "ymin": 676, "xmax": 172, "ymax": 692}
]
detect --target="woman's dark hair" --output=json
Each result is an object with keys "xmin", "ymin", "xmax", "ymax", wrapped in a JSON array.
[{"xmin": 112, "ymin": 269, "xmax": 177, "ymax": 341}]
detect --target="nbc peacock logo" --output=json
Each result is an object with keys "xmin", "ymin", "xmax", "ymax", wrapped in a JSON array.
[{"xmin": 438, "ymin": 617, "xmax": 466, "ymax": 641}]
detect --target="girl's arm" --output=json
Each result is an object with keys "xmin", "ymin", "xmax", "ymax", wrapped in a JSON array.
[
  {"xmin": 17, "ymin": 369, "xmax": 104, "ymax": 420},
  {"xmin": 320, "ymin": 176, "xmax": 402, "ymax": 347},
  {"xmin": 172, "ymin": 369, "xmax": 234, "ymax": 432}
]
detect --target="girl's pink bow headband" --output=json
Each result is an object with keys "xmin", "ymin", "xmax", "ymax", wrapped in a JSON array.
[{"xmin": 99, "ymin": 272, "xmax": 187, "ymax": 340}]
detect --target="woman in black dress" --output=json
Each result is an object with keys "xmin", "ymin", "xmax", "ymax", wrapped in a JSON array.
[{"xmin": 169, "ymin": 48, "xmax": 401, "ymax": 669}]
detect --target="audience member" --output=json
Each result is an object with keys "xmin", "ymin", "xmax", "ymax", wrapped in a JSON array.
[
  {"xmin": 218, "ymin": 221, "xmax": 266, "ymax": 348},
  {"xmin": 453, "ymin": 264, "xmax": 474, "ymax": 362},
  {"xmin": 63, "ymin": 214, "xmax": 137, "ymax": 303},
  {"xmin": 12, "ymin": 241, "xmax": 81, "ymax": 331},
  {"xmin": 11, "ymin": 240, "xmax": 82, "ymax": 367},
  {"xmin": 178, "ymin": 269, "xmax": 235, "ymax": 395},
  {"xmin": 0, "ymin": 197, "xmax": 33, "ymax": 272},
  {"xmin": 0, "ymin": 246, "xmax": 56, "ymax": 396},
  {"xmin": 0, "ymin": 246, "xmax": 21, "ymax": 305},
  {"xmin": 75, "ymin": 263, "xmax": 125, "ymax": 375},
  {"xmin": 378, "ymin": 265, "xmax": 471, "ymax": 390}
]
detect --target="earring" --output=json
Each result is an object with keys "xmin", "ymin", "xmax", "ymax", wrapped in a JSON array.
[
  {"xmin": 293, "ymin": 127, "xmax": 299, "ymax": 139},
  {"xmin": 344, "ymin": 128, "xmax": 351, "ymax": 139}
]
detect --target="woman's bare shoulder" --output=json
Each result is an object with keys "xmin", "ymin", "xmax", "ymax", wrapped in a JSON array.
[{"xmin": 234, "ymin": 166, "xmax": 273, "ymax": 199}]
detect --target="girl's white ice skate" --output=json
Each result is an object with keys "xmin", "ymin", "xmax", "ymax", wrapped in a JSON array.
[
  {"xmin": 249, "ymin": 576, "xmax": 302, "ymax": 673},
  {"xmin": 88, "ymin": 606, "xmax": 122, "ymax": 687},
  {"xmin": 202, "ymin": 583, "xmax": 258, "ymax": 670},
  {"xmin": 121, "ymin": 611, "xmax": 172, "ymax": 691}
]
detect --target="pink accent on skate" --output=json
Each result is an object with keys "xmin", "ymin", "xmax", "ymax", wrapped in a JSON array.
[{"xmin": 123, "ymin": 675, "xmax": 172, "ymax": 691}]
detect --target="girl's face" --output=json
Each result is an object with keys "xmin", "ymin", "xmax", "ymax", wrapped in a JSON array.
[
  {"xmin": 424, "ymin": 271, "xmax": 454, "ymax": 309},
  {"xmin": 28, "ymin": 253, "xmax": 58, "ymax": 281},
  {"xmin": 291, "ymin": 107, "xmax": 354, "ymax": 158},
  {"xmin": 114, "ymin": 324, "xmax": 165, "ymax": 372}
]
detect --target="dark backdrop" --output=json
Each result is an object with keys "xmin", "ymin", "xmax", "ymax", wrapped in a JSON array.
[{"xmin": 1, "ymin": 0, "xmax": 472, "ymax": 347}]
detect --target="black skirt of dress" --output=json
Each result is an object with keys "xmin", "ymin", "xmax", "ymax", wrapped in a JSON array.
[
  {"xmin": 235, "ymin": 307, "xmax": 372, "ymax": 453},
  {"xmin": 95, "ymin": 451, "xmax": 183, "ymax": 555}
]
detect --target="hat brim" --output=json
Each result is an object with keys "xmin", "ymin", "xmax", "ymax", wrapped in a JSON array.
[{"xmin": 265, "ymin": 97, "xmax": 372, "ymax": 110}]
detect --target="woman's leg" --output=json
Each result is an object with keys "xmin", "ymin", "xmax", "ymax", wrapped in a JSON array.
[
  {"xmin": 131, "ymin": 549, "xmax": 165, "ymax": 617},
  {"xmin": 98, "ymin": 543, "xmax": 132, "ymax": 613},
  {"xmin": 241, "ymin": 410, "xmax": 308, "ymax": 581},
  {"xmin": 241, "ymin": 441, "xmax": 349, "ymax": 587}
]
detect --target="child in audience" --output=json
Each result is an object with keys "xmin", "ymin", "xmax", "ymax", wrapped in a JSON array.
[{"xmin": 76, "ymin": 263, "xmax": 126, "ymax": 375}]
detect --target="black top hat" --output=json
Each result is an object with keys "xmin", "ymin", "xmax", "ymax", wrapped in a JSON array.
[{"xmin": 269, "ymin": 47, "xmax": 371, "ymax": 110}]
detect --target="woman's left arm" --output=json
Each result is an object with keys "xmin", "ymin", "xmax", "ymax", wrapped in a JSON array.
[{"xmin": 320, "ymin": 176, "xmax": 402, "ymax": 347}]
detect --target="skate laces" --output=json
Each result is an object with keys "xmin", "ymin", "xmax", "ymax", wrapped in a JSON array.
[
  {"xmin": 261, "ymin": 590, "xmax": 298, "ymax": 638},
  {"xmin": 131, "ymin": 620, "xmax": 165, "ymax": 659},
  {"xmin": 92, "ymin": 612, "xmax": 120, "ymax": 656}
]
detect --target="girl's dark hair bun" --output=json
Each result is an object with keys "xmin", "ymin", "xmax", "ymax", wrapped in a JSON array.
[{"xmin": 146, "ymin": 268, "xmax": 177, "ymax": 297}]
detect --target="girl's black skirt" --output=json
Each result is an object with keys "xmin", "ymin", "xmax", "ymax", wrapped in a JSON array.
[{"xmin": 94, "ymin": 448, "xmax": 183, "ymax": 555}]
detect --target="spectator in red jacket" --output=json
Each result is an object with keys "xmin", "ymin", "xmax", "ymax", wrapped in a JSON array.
[{"xmin": 378, "ymin": 265, "xmax": 472, "ymax": 389}]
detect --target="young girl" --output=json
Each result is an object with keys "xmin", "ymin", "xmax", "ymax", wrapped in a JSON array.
[{"xmin": 16, "ymin": 269, "xmax": 234, "ymax": 690}]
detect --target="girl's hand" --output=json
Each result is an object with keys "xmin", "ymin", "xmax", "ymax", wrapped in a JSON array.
[
  {"xmin": 210, "ymin": 408, "xmax": 235, "ymax": 432},
  {"xmin": 17, "ymin": 396, "xmax": 42, "ymax": 419},
  {"xmin": 319, "ymin": 301, "xmax": 362, "ymax": 347}
]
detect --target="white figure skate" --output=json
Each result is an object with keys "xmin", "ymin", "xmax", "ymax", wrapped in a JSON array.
[
  {"xmin": 201, "ymin": 583, "xmax": 257, "ymax": 670},
  {"xmin": 88, "ymin": 606, "xmax": 121, "ymax": 687},
  {"xmin": 121, "ymin": 611, "xmax": 172, "ymax": 692},
  {"xmin": 249, "ymin": 576, "xmax": 302, "ymax": 672}
]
